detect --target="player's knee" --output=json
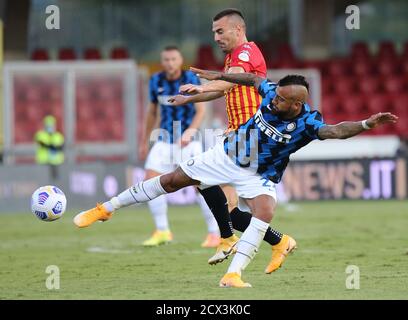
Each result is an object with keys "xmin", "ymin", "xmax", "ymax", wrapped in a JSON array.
[
  {"xmin": 160, "ymin": 173, "xmax": 179, "ymax": 193},
  {"xmin": 254, "ymin": 200, "xmax": 276, "ymax": 222},
  {"xmin": 160, "ymin": 168, "xmax": 196, "ymax": 193},
  {"xmin": 256, "ymin": 210, "xmax": 274, "ymax": 223}
]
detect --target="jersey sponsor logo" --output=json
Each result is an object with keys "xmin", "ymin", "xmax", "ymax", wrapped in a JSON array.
[
  {"xmin": 238, "ymin": 51, "xmax": 250, "ymax": 62},
  {"xmin": 254, "ymin": 110, "xmax": 292, "ymax": 144},
  {"xmin": 158, "ymin": 87, "xmax": 164, "ymax": 93},
  {"xmin": 158, "ymin": 95, "xmax": 175, "ymax": 106}
]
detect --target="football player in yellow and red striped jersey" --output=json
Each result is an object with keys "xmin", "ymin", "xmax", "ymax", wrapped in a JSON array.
[
  {"xmin": 169, "ymin": 9, "xmax": 296, "ymax": 279},
  {"xmin": 222, "ymin": 40, "xmax": 266, "ymax": 130}
]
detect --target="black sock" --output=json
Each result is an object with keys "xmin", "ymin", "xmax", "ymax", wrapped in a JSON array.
[
  {"xmin": 230, "ymin": 207, "xmax": 283, "ymax": 245},
  {"xmin": 198, "ymin": 186, "xmax": 234, "ymax": 238}
]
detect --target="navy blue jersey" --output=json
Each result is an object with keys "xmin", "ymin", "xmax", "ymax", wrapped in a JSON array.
[
  {"xmin": 149, "ymin": 70, "xmax": 200, "ymax": 143},
  {"xmin": 224, "ymin": 79, "xmax": 326, "ymax": 183}
]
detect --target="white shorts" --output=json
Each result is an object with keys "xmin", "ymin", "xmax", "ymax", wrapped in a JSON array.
[
  {"xmin": 145, "ymin": 141, "xmax": 203, "ymax": 173},
  {"xmin": 179, "ymin": 142, "xmax": 277, "ymax": 213}
]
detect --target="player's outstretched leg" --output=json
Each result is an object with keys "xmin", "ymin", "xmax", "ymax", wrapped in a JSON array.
[
  {"xmin": 230, "ymin": 207, "xmax": 297, "ymax": 273},
  {"xmin": 219, "ymin": 195, "xmax": 274, "ymax": 288},
  {"xmin": 198, "ymin": 186, "xmax": 239, "ymax": 264},
  {"xmin": 73, "ymin": 168, "xmax": 198, "ymax": 228}
]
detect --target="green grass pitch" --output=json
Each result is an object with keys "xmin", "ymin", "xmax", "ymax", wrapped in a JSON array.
[{"xmin": 1, "ymin": 200, "xmax": 407, "ymax": 299}]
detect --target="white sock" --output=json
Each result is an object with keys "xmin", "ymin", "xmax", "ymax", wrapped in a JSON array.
[
  {"xmin": 148, "ymin": 195, "xmax": 169, "ymax": 231},
  {"xmin": 197, "ymin": 194, "xmax": 220, "ymax": 235},
  {"xmin": 227, "ymin": 217, "xmax": 269, "ymax": 275},
  {"xmin": 103, "ymin": 176, "xmax": 167, "ymax": 213}
]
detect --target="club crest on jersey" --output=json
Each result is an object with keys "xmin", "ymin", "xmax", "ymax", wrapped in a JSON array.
[
  {"xmin": 286, "ymin": 122, "xmax": 297, "ymax": 132},
  {"xmin": 238, "ymin": 51, "xmax": 250, "ymax": 62},
  {"xmin": 254, "ymin": 110, "xmax": 292, "ymax": 144}
]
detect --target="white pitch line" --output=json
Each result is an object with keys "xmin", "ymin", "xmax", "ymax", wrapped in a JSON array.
[{"xmin": 86, "ymin": 246, "xmax": 133, "ymax": 254}]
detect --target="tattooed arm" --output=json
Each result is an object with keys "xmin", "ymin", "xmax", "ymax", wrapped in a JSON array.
[
  {"xmin": 318, "ymin": 112, "xmax": 398, "ymax": 140},
  {"xmin": 189, "ymin": 67, "xmax": 266, "ymax": 90}
]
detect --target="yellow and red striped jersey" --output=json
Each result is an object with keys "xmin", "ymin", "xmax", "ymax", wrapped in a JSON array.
[{"xmin": 223, "ymin": 42, "xmax": 267, "ymax": 130}]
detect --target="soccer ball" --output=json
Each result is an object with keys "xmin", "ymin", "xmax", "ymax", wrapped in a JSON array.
[{"xmin": 31, "ymin": 185, "xmax": 67, "ymax": 221}]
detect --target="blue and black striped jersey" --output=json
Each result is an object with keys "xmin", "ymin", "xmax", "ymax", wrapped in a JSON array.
[
  {"xmin": 224, "ymin": 79, "xmax": 326, "ymax": 183},
  {"xmin": 149, "ymin": 70, "xmax": 200, "ymax": 143}
]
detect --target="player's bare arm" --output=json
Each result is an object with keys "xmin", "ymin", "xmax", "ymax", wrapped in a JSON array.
[
  {"xmin": 139, "ymin": 102, "xmax": 158, "ymax": 160},
  {"xmin": 168, "ymin": 91, "xmax": 224, "ymax": 106},
  {"xmin": 179, "ymin": 102, "xmax": 205, "ymax": 147},
  {"xmin": 317, "ymin": 112, "xmax": 398, "ymax": 140},
  {"xmin": 179, "ymin": 66, "xmax": 245, "ymax": 94},
  {"xmin": 191, "ymin": 67, "xmax": 266, "ymax": 90}
]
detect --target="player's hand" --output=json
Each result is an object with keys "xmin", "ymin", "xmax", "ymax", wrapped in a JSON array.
[
  {"xmin": 179, "ymin": 84, "xmax": 204, "ymax": 95},
  {"xmin": 366, "ymin": 112, "xmax": 398, "ymax": 128},
  {"xmin": 138, "ymin": 142, "xmax": 149, "ymax": 161},
  {"xmin": 178, "ymin": 130, "xmax": 196, "ymax": 148},
  {"xmin": 168, "ymin": 94, "xmax": 189, "ymax": 106},
  {"xmin": 190, "ymin": 67, "xmax": 222, "ymax": 81}
]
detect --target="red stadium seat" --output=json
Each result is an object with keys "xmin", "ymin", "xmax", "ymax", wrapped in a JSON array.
[
  {"xmin": 377, "ymin": 59, "xmax": 399, "ymax": 76},
  {"xmin": 76, "ymin": 85, "xmax": 92, "ymax": 102},
  {"xmin": 353, "ymin": 60, "xmax": 375, "ymax": 76},
  {"xmin": 401, "ymin": 59, "xmax": 408, "ymax": 75},
  {"xmin": 31, "ymin": 48, "xmax": 49, "ymax": 61},
  {"xmin": 321, "ymin": 77, "xmax": 333, "ymax": 95},
  {"xmin": 351, "ymin": 42, "xmax": 370, "ymax": 60},
  {"xmin": 302, "ymin": 60, "xmax": 326, "ymax": 74},
  {"xmin": 366, "ymin": 94, "xmax": 390, "ymax": 114},
  {"xmin": 403, "ymin": 41, "xmax": 408, "ymax": 59},
  {"xmin": 96, "ymin": 82, "xmax": 116, "ymax": 100},
  {"xmin": 77, "ymin": 121, "xmax": 102, "ymax": 141},
  {"xmin": 110, "ymin": 47, "xmax": 129, "ymax": 59},
  {"xmin": 321, "ymin": 95, "xmax": 341, "ymax": 123},
  {"xmin": 108, "ymin": 120, "xmax": 124, "ymax": 141},
  {"xmin": 195, "ymin": 45, "xmax": 221, "ymax": 70},
  {"xmin": 358, "ymin": 77, "xmax": 382, "ymax": 95},
  {"xmin": 84, "ymin": 48, "xmax": 102, "ymax": 60},
  {"xmin": 327, "ymin": 59, "xmax": 350, "ymax": 77},
  {"xmin": 277, "ymin": 43, "xmax": 295, "ymax": 61},
  {"xmin": 77, "ymin": 103, "xmax": 93, "ymax": 121},
  {"xmin": 25, "ymin": 86, "xmax": 42, "ymax": 102},
  {"xmin": 332, "ymin": 77, "xmax": 357, "ymax": 95},
  {"xmin": 390, "ymin": 94, "xmax": 408, "ymax": 116},
  {"xmin": 383, "ymin": 76, "xmax": 406, "ymax": 94},
  {"xmin": 104, "ymin": 102, "xmax": 124, "ymax": 119},
  {"xmin": 395, "ymin": 114, "xmax": 408, "ymax": 137},
  {"xmin": 340, "ymin": 96, "xmax": 366, "ymax": 116},
  {"xmin": 274, "ymin": 59, "xmax": 301, "ymax": 69},
  {"xmin": 58, "ymin": 47, "xmax": 76, "ymax": 60},
  {"xmin": 377, "ymin": 41, "xmax": 397, "ymax": 59}
]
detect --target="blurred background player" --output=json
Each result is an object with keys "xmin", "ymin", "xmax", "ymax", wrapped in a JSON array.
[
  {"xmin": 34, "ymin": 115, "xmax": 64, "ymax": 180},
  {"xmin": 138, "ymin": 46, "xmax": 220, "ymax": 248},
  {"xmin": 170, "ymin": 8, "xmax": 295, "ymax": 273}
]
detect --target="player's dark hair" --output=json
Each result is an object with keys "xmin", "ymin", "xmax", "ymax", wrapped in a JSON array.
[
  {"xmin": 213, "ymin": 8, "xmax": 245, "ymax": 21},
  {"xmin": 278, "ymin": 74, "xmax": 309, "ymax": 91},
  {"xmin": 162, "ymin": 45, "xmax": 180, "ymax": 52}
]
